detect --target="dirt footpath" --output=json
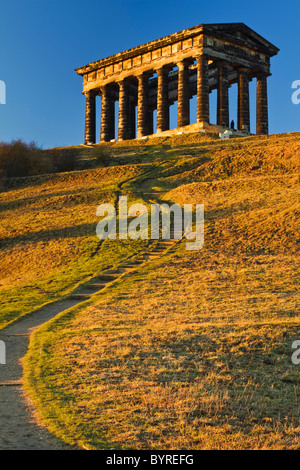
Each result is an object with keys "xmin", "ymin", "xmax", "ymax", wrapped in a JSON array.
[{"xmin": 0, "ymin": 299, "xmax": 80, "ymax": 450}]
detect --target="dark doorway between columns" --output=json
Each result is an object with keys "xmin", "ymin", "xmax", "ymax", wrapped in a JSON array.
[
  {"xmin": 148, "ymin": 72, "xmax": 158, "ymax": 135},
  {"xmin": 249, "ymin": 79, "xmax": 256, "ymax": 134},
  {"xmin": 229, "ymin": 83, "xmax": 238, "ymax": 130},
  {"xmin": 114, "ymin": 100, "xmax": 119, "ymax": 140},
  {"xmin": 96, "ymin": 95, "xmax": 101, "ymax": 143},
  {"xmin": 209, "ymin": 89, "xmax": 217, "ymax": 125},
  {"xmin": 190, "ymin": 95, "xmax": 197, "ymax": 125}
]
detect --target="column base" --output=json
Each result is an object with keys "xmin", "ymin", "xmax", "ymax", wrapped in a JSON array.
[{"xmin": 138, "ymin": 121, "xmax": 252, "ymax": 140}]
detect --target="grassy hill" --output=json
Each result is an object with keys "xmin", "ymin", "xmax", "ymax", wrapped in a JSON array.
[{"xmin": 1, "ymin": 131, "xmax": 299, "ymax": 449}]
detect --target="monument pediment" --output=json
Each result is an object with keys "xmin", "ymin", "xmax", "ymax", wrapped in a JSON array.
[{"xmin": 202, "ymin": 23, "xmax": 279, "ymax": 56}]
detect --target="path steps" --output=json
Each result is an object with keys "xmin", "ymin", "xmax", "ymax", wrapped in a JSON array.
[
  {"xmin": 98, "ymin": 273, "xmax": 120, "ymax": 280},
  {"xmin": 0, "ymin": 232, "xmax": 180, "ymax": 449},
  {"xmin": 69, "ymin": 293, "xmax": 92, "ymax": 300},
  {"xmin": 86, "ymin": 283, "xmax": 107, "ymax": 290},
  {"xmin": 117, "ymin": 267, "xmax": 135, "ymax": 273},
  {"xmin": 0, "ymin": 380, "xmax": 23, "ymax": 386},
  {"xmin": 0, "ymin": 297, "xmax": 82, "ymax": 450}
]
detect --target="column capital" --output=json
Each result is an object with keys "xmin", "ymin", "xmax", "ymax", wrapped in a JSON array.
[
  {"xmin": 157, "ymin": 64, "xmax": 173, "ymax": 75},
  {"xmin": 237, "ymin": 67, "xmax": 250, "ymax": 75},
  {"xmin": 256, "ymin": 71, "xmax": 270, "ymax": 79},
  {"xmin": 197, "ymin": 53, "xmax": 209, "ymax": 61},
  {"xmin": 137, "ymin": 71, "xmax": 153, "ymax": 82},
  {"xmin": 99, "ymin": 85, "xmax": 110, "ymax": 98},
  {"xmin": 177, "ymin": 58, "xmax": 193, "ymax": 70},
  {"xmin": 85, "ymin": 88, "xmax": 98, "ymax": 98},
  {"xmin": 100, "ymin": 83, "xmax": 115, "ymax": 94},
  {"xmin": 117, "ymin": 79, "xmax": 128, "ymax": 88}
]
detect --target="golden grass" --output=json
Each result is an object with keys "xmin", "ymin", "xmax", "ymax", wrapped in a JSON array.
[
  {"xmin": 21, "ymin": 132, "xmax": 300, "ymax": 449},
  {"xmin": 0, "ymin": 164, "xmax": 149, "ymax": 328}
]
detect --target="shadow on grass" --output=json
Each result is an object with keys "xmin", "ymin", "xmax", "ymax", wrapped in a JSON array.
[{"xmin": 0, "ymin": 222, "xmax": 97, "ymax": 247}]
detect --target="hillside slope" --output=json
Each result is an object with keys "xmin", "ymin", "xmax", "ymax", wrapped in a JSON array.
[{"xmin": 1, "ymin": 131, "xmax": 299, "ymax": 449}]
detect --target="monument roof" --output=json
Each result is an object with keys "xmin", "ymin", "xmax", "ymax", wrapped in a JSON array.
[{"xmin": 75, "ymin": 22, "xmax": 279, "ymax": 75}]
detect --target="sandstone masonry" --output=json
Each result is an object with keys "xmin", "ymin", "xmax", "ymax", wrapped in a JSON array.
[{"xmin": 75, "ymin": 23, "xmax": 279, "ymax": 144}]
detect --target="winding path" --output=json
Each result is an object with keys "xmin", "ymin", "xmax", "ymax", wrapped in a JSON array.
[
  {"xmin": 0, "ymin": 298, "xmax": 80, "ymax": 450},
  {"xmin": 0, "ymin": 224, "xmax": 176, "ymax": 449}
]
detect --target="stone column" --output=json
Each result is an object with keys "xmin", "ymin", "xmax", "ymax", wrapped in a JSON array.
[
  {"xmin": 197, "ymin": 54, "xmax": 209, "ymax": 124},
  {"xmin": 118, "ymin": 81, "xmax": 130, "ymax": 141},
  {"xmin": 237, "ymin": 70, "xmax": 250, "ymax": 132},
  {"xmin": 137, "ymin": 74, "xmax": 149, "ymax": 138},
  {"xmin": 177, "ymin": 60, "xmax": 190, "ymax": 128},
  {"xmin": 256, "ymin": 74, "xmax": 268, "ymax": 135},
  {"xmin": 100, "ymin": 86, "xmax": 115, "ymax": 142},
  {"xmin": 84, "ymin": 90, "xmax": 96, "ymax": 144},
  {"xmin": 217, "ymin": 63, "xmax": 229, "ymax": 128},
  {"xmin": 157, "ymin": 67, "xmax": 169, "ymax": 133}
]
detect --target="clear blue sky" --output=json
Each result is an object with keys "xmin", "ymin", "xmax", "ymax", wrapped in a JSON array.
[{"xmin": 0, "ymin": 0, "xmax": 299, "ymax": 148}]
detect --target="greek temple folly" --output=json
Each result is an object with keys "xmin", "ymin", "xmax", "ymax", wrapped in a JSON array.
[{"xmin": 75, "ymin": 23, "xmax": 279, "ymax": 144}]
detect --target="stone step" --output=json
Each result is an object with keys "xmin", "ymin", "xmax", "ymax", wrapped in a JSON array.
[
  {"xmin": 69, "ymin": 293, "xmax": 91, "ymax": 300},
  {"xmin": 117, "ymin": 267, "xmax": 134, "ymax": 273},
  {"xmin": 143, "ymin": 254, "xmax": 160, "ymax": 260},
  {"xmin": 86, "ymin": 283, "xmax": 107, "ymax": 290},
  {"xmin": 0, "ymin": 380, "xmax": 23, "ymax": 387},
  {"xmin": 98, "ymin": 273, "xmax": 120, "ymax": 281},
  {"xmin": 87, "ymin": 280, "xmax": 107, "ymax": 286},
  {"xmin": 158, "ymin": 241, "xmax": 176, "ymax": 245},
  {"xmin": 120, "ymin": 265, "xmax": 138, "ymax": 269}
]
